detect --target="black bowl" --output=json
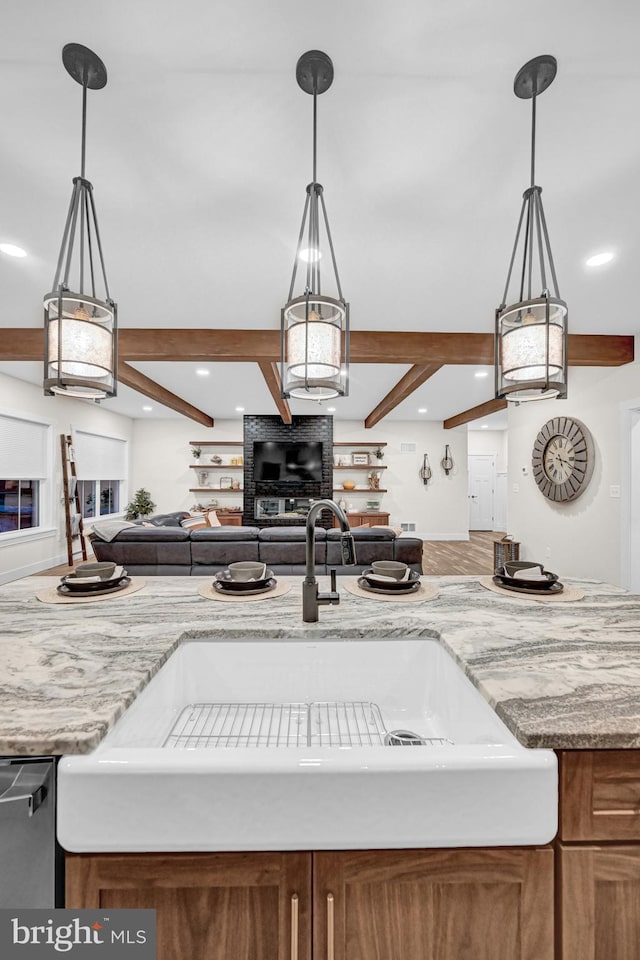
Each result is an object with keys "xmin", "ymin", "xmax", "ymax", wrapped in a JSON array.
[
  {"xmin": 214, "ymin": 569, "xmax": 275, "ymax": 592},
  {"xmin": 494, "ymin": 569, "xmax": 559, "ymax": 591},
  {"xmin": 60, "ymin": 571, "xmax": 128, "ymax": 593},
  {"xmin": 361, "ymin": 568, "xmax": 421, "ymax": 591}
]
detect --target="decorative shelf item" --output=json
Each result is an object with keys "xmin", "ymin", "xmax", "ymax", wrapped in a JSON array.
[
  {"xmin": 332, "ymin": 488, "xmax": 388, "ymax": 494},
  {"xmin": 334, "ymin": 464, "xmax": 387, "ymax": 470},
  {"xmin": 189, "ymin": 488, "xmax": 244, "ymax": 494},
  {"xmin": 189, "ymin": 464, "xmax": 244, "ymax": 469}
]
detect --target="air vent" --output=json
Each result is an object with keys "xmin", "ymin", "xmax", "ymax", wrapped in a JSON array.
[
  {"xmin": 400, "ymin": 442, "xmax": 417, "ymax": 454},
  {"xmin": 401, "ymin": 522, "xmax": 416, "ymax": 532}
]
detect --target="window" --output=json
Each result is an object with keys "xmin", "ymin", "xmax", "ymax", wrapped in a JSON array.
[
  {"xmin": 74, "ymin": 430, "xmax": 127, "ymax": 520},
  {"xmin": 0, "ymin": 414, "xmax": 50, "ymax": 537},
  {"xmin": 77, "ymin": 479, "xmax": 120, "ymax": 519},
  {"xmin": 0, "ymin": 480, "xmax": 39, "ymax": 533}
]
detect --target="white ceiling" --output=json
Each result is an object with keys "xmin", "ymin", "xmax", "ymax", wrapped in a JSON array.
[{"xmin": 0, "ymin": 0, "xmax": 636, "ymax": 432}]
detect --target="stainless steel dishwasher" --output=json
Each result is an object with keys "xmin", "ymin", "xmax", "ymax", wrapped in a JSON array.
[{"xmin": 0, "ymin": 757, "xmax": 63, "ymax": 907}]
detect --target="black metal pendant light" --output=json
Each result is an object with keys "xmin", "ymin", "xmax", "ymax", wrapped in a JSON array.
[
  {"xmin": 495, "ymin": 55, "xmax": 567, "ymax": 402},
  {"xmin": 44, "ymin": 43, "xmax": 117, "ymax": 400},
  {"xmin": 280, "ymin": 50, "xmax": 349, "ymax": 401}
]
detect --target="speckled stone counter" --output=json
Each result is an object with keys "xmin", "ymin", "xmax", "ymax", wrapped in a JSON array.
[{"xmin": 1, "ymin": 575, "xmax": 638, "ymax": 754}]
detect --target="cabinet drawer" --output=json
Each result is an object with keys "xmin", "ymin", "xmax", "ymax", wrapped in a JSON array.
[{"xmin": 559, "ymin": 750, "xmax": 640, "ymax": 841}]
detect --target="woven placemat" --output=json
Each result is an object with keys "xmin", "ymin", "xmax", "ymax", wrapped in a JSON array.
[
  {"xmin": 479, "ymin": 577, "xmax": 585, "ymax": 603},
  {"xmin": 36, "ymin": 578, "xmax": 146, "ymax": 605},
  {"xmin": 198, "ymin": 579, "xmax": 293, "ymax": 603},
  {"xmin": 343, "ymin": 578, "xmax": 438, "ymax": 603}
]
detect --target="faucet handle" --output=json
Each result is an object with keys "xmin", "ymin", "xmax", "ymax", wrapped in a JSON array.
[
  {"xmin": 330, "ymin": 568, "xmax": 337, "ymax": 592},
  {"xmin": 340, "ymin": 532, "xmax": 357, "ymax": 565}
]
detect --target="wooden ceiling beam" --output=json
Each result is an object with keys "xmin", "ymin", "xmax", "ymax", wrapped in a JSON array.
[
  {"xmin": 0, "ymin": 329, "xmax": 633, "ymax": 367},
  {"xmin": 364, "ymin": 364, "xmax": 443, "ymax": 428},
  {"xmin": 258, "ymin": 361, "xmax": 292, "ymax": 425},
  {"xmin": 117, "ymin": 361, "xmax": 213, "ymax": 427},
  {"xmin": 444, "ymin": 398, "xmax": 508, "ymax": 430}
]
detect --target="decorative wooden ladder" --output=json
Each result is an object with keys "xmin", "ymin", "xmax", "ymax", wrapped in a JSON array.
[{"xmin": 60, "ymin": 433, "xmax": 88, "ymax": 567}]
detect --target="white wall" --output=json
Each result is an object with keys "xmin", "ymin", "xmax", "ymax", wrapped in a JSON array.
[
  {"xmin": 130, "ymin": 419, "xmax": 243, "ymax": 516},
  {"xmin": 467, "ymin": 430, "xmax": 508, "ymax": 473},
  {"xmin": 334, "ymin": 420, "xmax": 469, "ymax": 540},
  {"xmin": 0, "ymin": 372, "xmax": 134, "ymax": 582},
  {"xmin": 129, "ymin": 418, "xmax": 471, "ymax": 540},
  {"xmin": 507, "ymin": 354, "xmax": 640, "ymax": 586}
]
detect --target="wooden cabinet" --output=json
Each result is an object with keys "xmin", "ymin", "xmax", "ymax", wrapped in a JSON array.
[
  {"xmin": 332, "ymin": 510, "xmax": 390, "ymax": 528},
  {"xmin": 215, "ymin": 511, "xmax": 243, "ymax": 526},
  {"xmin": 67, "ymin": 846, "xmax": 552, "ymax": 960},
  {"xmin": 314, "ymin": 848, "xmax": 553, "ymax": 960},
  {"xmin": 557, "ymin": 843, "xmax": 640, "ymax": 960},
  {"xmin": 66, "ymin": 851, "xmax": 311, "ymax": 960},
  {"xmin": 557, "ymin": 749, "xmax": 640, "ymax": 960}
]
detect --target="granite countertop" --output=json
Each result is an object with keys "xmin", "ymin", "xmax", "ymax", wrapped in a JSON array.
[{"xmin": 1, "ymin": 574, "xmax": 639, "ymax": 755}]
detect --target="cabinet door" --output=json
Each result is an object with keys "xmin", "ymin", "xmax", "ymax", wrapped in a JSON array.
[
  {"xmin": 314, "ymin": 847, "xmax": 553, "ymax": 960},
  {"xmin": 558, "ymin": 843, "xmax": 640, "ymax": 960},
  {"xmin": 559, "ymin": 750, "xmax": 640, "ymax": 841},
  {"xmin": 66, "ymin": 851, "xmax": 311, "ymax": 960}
]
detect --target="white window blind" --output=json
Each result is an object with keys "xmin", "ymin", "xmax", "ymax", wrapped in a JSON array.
[
  {"xmin": 0, "ymin": 414, "xmax": 49, "ymax": 477},
  {"xmin": 74, "ymin": 430, "xmax": 127, "ymax": 481}
]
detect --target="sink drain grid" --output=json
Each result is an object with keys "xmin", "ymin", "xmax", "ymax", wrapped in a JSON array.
[
  {"xmin": 164, "ymin": 702, "xmax": 455, "ymax": 749},
  {"xmin": 164, "ymin": 701, "xmax": 391, "ymax": 749}
]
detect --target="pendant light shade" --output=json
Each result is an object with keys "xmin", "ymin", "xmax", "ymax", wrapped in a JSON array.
[
  {"xmin": 44, "ymin": 44, "xmax": 117, "ymax": 400},
  {"xmin": 281, "ymin": 51, "xmax": 349, "ymax": 401},
  {"xmin": 495, "ymin": 55, "xmax": 567, "ymax": 403}
]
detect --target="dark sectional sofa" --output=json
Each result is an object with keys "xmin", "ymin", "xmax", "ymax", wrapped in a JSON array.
[{"xmin": 90, "ymin": 516, "xmax": 424, "ymax": 577}]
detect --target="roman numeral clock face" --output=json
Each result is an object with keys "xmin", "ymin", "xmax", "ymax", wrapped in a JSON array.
[{"xmin": 531, "ymin": 417, "xmax": 595, "ymax": 502}]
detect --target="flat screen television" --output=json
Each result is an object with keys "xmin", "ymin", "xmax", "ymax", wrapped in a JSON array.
[{"xmin": 253, "ymin": 440, "xmax": 323, "ymax": 484}]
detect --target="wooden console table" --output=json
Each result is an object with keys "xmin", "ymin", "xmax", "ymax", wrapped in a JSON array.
[{"xmin": 333, "ymin": 511, "xmax": 390, "ymax": 528}]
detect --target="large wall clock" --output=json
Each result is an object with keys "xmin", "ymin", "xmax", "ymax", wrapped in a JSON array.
[{"xmin": 531, "ymin": 417, "xmax": 595, "ymax": 502}]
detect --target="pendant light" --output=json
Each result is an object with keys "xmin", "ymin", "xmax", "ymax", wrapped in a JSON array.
[
  {"xmin": 280, "ymin": 50, "xmax": 349, "ymax": 401},
  {"xmin": 44, "ymin": 43, "xmax": 117, "ymax": 400},
  {"xmin": 495, "ymin": 55, "xmax": 567, "ymax": 403}
]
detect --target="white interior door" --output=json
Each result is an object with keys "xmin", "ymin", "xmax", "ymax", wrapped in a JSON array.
[{"xmin": 468, "ymin": 455, "xmax": 495, "ymax": 531}]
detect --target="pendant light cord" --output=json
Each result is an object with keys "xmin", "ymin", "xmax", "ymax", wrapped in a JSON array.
[{"xmin": 530, "ymin": 76, "xmax": 537, "ymax": 188}]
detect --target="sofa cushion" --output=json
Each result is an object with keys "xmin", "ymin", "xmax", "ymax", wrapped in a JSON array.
[
  {"xmin": 190, "ymin": 526, "xmax": 261, "ymax": 566},
  {"xmin": 191, "ymin": 526, "xmax": 259, "ymax": 541},
  {"xmin": 141, "ymin": 511, "xmax": 191, "ymax": 527},
  {"xmin": 259, "ymin": 527, "xmax": 327, "ymax": 541},
  {"xmin": 326, "ymin": 526, "xmax": 396, "ymax": 541}
]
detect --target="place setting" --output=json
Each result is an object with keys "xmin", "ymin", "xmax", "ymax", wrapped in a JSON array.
[
  {"xmin": 198, "ymin": 561, "xmax": 292, "ymax": 603},
  {"xmin": 36, "ymin": 562, "xmax": 146, "ymax": 605},
  {"xmin": 345, "ymin": 561, "xmax": 438, "ymax": 603},
  {"xmin": 479, "ymin": 561, "xmax": 585, "ymax": 603}
]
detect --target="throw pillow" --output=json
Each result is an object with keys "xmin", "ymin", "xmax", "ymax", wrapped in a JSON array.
[
  {"xmin": 207, "ymin": 511, "xmax": 221, "ymax": 527},
  {"xmin": 180, "ymin": 514, "xmax": 208, "ymax": 531}
]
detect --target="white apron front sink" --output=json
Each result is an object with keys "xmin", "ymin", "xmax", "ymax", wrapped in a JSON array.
[{"xmin": 58, "ymin": 638, "xmax": 557, "ymax": 851}]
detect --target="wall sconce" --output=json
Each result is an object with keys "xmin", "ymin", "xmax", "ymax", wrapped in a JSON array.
[
  {"xmin": 419, "ymin": 454, "xmax": 432, "ymax": 484},
  {"xmin": 441, "ymin": 445, "xmax": 454, "ymax": 476}
]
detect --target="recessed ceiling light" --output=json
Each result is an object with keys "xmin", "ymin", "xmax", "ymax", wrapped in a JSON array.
[
  {"xmin": 474, "ymin": 371, "xmax": 489, "ymax": 378},
  {"xmin": 327, "ymin": 407, "xmax": 336, "ymax": 413},
  {"xmin": 235, "ymin": 406, "xmax": 245, "ymax": 412},
  {"xmin": 480, "ymin": 424, "xmax": 489, "ymax": 429},
  {"xmin": 0, "ymin": 243, "xmax": 27, "ymax": 258},
  {"xmin": 585, "ymin": 251, "xmax": 614, "ymax": 267},
  {"xmin": 196, "ymin": 369, "xmax": 210, "ymax": 376},
  {"xmin": 418, "ymin": 408, "xmax": 427, "ymax": 414},
  {"xmin": 142, "ymin": 405, "xmax": 153, "ymax": 412}
]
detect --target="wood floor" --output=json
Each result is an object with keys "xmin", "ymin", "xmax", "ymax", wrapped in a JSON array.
[
  {"xmin": 422, "ymin": 530, "xmax": 506, "ymax": 576},
  {"xmin": 35, "ymin": 531, "xmax": 504, "ymax": 577}
]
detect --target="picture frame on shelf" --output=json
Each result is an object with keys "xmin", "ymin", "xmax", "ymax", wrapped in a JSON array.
[
  {"xmin": 352, "ymin": 453, "xmax": 370, "ymax": 466},
  {"xmin": 219, "ymin": 476, "xmax": 233, "ymax": 489}
]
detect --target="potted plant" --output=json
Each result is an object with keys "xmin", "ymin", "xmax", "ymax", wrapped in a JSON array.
[
  {"xmin": 125, "ymin": 488, "xmax": 156, "ymax": 520},
  {"xmin": 191, "ymin": 446, "xmax": 202, "ymax": 460},
  {"xmin": 374, "ymin": 447, "xmax": 385, "ymax": 461}
]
